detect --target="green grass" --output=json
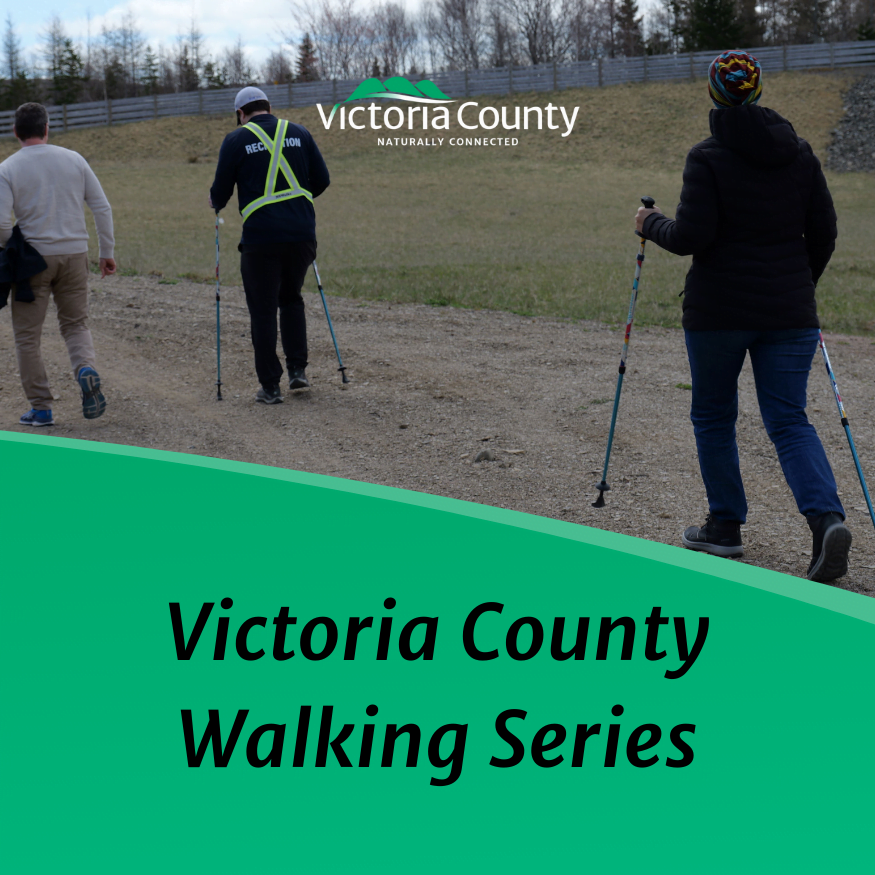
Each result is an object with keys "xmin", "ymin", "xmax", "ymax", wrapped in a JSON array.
[
  {"xmin": 83, "ymin": 151, "xmax": 875, "ymax": 334},
  {"xmin": 61, "ymin": 70, "xmax": 874, "ymax": 335}
]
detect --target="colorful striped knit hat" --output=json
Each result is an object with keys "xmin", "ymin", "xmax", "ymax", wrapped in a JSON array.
[{"xmin": 708, "ymin": 51, "xmax": 763, "ymax": 108}]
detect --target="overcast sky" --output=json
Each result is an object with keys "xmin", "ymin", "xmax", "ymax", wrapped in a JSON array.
[
  {"xmin": 11, "ymin": 1, "xmax": 299, "ymax": 68},
  {"xmin": 12, "ymin": 0, "xmax": 660, "ymax": 71}
]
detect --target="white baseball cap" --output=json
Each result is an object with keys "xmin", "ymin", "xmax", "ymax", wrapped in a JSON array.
[{"xmin": 234, "ymin": 86, "xmax": 269, "ymax": 111}]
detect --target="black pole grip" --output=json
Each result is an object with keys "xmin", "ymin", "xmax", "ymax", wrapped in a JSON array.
[{"xmin": 636, "ymin": 196, "xmax": 656, "ymax": 238}]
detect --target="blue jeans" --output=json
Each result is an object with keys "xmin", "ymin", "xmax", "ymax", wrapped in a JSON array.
[{"xmin": 684, "ymin": 328, "xmax": 844, "ymax": 523}]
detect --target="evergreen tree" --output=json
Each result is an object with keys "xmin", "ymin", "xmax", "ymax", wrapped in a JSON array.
[
  {"xmin": 736, "ymin": 0, "xmax": 764, "ymax": 47},
  {"xmin": 858, "ymin": 19, "xmax": 875, "ymax": 40},
  {"xmin": 680, "ymin": 0, "xmax": 742, "ymax": 51},
  {"xmin": 3, "ymin": 13, "xmax": 21, "ymax": 81},
  {"xmin": 53, "ymin": 37, "xmax": 84, "ymax": 104},
  {"xmin": 141, "ymin": 45, "xmax": 160, "ymax": 94},
  {"xmin": 104, "ymin": 57, "xmax": 127, "ymax": 99},
  {"xmin": 203, "ymin": 60, "xmax": 228, "ymax": 89},
  {"xmin": 0, "ymin": 70, "xmax": 38, "ymax": 111},
  {"xmin": 0, "ymin": 13, "xmax": 37, "ymax": 110},
  {"xmin": 296, "ymin": 33, "xmax": 319, "ymax": 82},
  {"xmin": 615, "ymin": 0, "xmax": 645, "ymax": 56},
  {"xmin": 176, "ymin": 45, "xmax": 200, "ymax": 91}
]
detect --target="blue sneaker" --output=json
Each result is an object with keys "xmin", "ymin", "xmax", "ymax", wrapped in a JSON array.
[
  {"xmin": 77, "ymin": 366, "xmax": 106, "ymax": 419},
  {"xmin": 20, "ymin": 408, "xmax": 54, "ymax": 427}
]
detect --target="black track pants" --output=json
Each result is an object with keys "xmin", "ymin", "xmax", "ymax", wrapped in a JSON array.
[{"xmin": 239, "ymin": 240, "xmax": 317, "ymax": 389}]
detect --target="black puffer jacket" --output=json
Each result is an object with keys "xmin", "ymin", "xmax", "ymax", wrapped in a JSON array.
[{"xmin": 642, "ymin": 105, "xmax": 837, "ymax": 331}]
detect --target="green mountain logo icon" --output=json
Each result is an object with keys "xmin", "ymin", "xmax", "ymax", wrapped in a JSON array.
[
  {"xmin": 344, "ymin": 77, "xmax": 453, "ymax": 104},
  {"xmin": 321, "ymin": 77, "xmax": 455, "ymax": 125}
]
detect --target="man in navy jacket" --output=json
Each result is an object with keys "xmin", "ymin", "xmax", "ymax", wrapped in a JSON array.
[{"xmin": 210, "ymin": 87, "xmax": 330, "ymax": 404}]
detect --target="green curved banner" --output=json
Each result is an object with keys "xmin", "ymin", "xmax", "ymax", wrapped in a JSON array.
[{"xmin": 2, "ymin": 430, "xmax": 873, "ymax": 872}]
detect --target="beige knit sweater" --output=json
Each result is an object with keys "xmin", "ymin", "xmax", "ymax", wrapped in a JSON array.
[{"xmin": 0, "ymin": 143, "xmax": 114, "ymax": 258}]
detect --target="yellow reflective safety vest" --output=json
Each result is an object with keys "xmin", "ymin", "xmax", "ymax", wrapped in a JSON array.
[{"xmin": 240, "ymin": 119, "xmax": 313, "ymax": 222}]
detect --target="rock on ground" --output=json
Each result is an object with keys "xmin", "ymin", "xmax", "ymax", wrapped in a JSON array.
[{"xmin": 828, "ymin": 73, "xmax": 875, "ymax": 172}]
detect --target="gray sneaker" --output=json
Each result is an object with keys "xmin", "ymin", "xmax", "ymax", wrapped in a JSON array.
[
  {"xmin": 681, "ymin": 515, "xmax": 744, "ymax": 558},
  {"xmin": 289, "ymin": 368, "xmax": 310, "ymax": 390},
  {"xmin": 256, "ymin": 385, "xmax": 283, "ymax": 405},
  {"xmin": 77, "ymin": 366, "xmax": 106, "ymax": 419}
]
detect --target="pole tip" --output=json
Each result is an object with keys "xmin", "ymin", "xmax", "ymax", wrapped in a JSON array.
[{"xmin": 592, "ymin": 481, "xmax": 610, "ymax": 508}]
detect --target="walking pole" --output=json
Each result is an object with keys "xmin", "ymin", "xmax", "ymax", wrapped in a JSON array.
[
  {"xmin": 818, "ymin": 330, "xmax": 875, "ymax": 532},
  {"xmin": 312, "ymin": 261, "xmax": 350, "ymax": 384},
  {"xmin": 592, "ymin": 196, "xmax": 655, "ymax": 508},
  {"xmin": 214, "ymin": 211, "xmax": 223, "ymax": 401}
]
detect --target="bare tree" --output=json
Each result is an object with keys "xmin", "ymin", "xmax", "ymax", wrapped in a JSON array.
[
  {"xmin": 419, "ymin": 1, "xmax": 442, "ymax": 70},
  {"xmin": 117, "ymin": 12, "xmax": 146, "ymax": 95},
  {"xmin": 423, "ymin": 0, "xmax": 487, "ymax": 69},
  {"xmin": 41, "ymin": 14, "xmax": 68, "ymax": 79},
  {"xmin": 289, "ymin": 0, "xmax": 372, "ymax": 79},
  {"xmin": 563, "ymin": 0, "xmax": 607, "ymax": 61},
  {"xmin": 486, "ymin": 2, "xmax": 520, "ymax": 65},
  {"xmin": 501, "ymin": 0, "xmax": 569, "ymax": 64},
  {"xmin": 174, "ymin": 18, "xmax": 208, "ymax": 91},
  {"xmin": 224, "ymin": 36, "xmax": 254, "ymax": 86},
  {"xmin": 372, "ymin": 3, "xmax": 418, "ymax": 75},
  {"xmin": 264, "ymin": 46, "xmax": 293, "ymax": 83}
]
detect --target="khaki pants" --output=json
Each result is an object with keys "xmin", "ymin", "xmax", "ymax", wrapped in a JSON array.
[{"xmin": 11, "ymin": 253, "xmax": 97, "ymax": 411}]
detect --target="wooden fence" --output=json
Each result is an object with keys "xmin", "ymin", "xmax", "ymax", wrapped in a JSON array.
[{"xmin": 2, "ymin": 40, "xmax": 874, "ymax": 137}]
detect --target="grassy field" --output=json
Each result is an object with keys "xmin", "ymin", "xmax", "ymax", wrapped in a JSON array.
[{"xmin": 4, "ymin": 70, "xmax": 874, "ymax": 333}]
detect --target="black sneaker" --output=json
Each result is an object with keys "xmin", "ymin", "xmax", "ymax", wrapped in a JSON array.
[
  {"xmin": 807, "ymin": 512, "xmax": 852, "ymax": 583},
  {"xmin": 256, "ymin": 384, "xmax": 283, "ymax": 404},
  {"xmin": 681, "ymin": 515, "xmax": 744, "ymax": 558},
  {"xmin": 289, "ymin": 367, "xmax": 310, "ymax": 390}
]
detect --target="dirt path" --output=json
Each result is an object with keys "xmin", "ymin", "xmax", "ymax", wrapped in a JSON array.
[{"xmin": 2, "ymin": 274, "xmax": 874, "ymax": 594}]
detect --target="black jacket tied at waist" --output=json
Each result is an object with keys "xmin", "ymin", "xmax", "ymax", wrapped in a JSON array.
[{"xmin": 0, "ymin": 226, "xmax": 47, "ymax": 309}]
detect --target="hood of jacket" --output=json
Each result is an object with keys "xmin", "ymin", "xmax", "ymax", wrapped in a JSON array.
[{"xmin": 709, "ymin": 104, "xmax": 800, "ymax": 168}]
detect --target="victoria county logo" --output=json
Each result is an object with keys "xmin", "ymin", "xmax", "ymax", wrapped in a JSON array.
[{"xmin": 316, "ymin": 76, "xmax": 579, "ymax": 140}]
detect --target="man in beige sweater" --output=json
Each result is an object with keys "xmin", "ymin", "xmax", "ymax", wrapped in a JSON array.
[{"xmin": 0, "ymin": 102, "xmax": 116, "ymax": 426}]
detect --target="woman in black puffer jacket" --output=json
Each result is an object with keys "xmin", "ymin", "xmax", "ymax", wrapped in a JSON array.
[{"xmin": 636, "ymin": 50, "xmax": 851, "ymax": 583}]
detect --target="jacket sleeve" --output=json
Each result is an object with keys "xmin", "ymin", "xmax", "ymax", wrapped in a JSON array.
[
  {"xmin": 306, "ymin": 132, "xmax": 330, "ymax": 199},
  {"xmin": 804, "ymin": 150, "xmax": 837, "ymax": 285},
  {"xmin": 210, "ymin": 134, "xmax": 239, "ymax": 212},
  {"xmin": 642, "ymin": 147, "xmax": 718, "ymax": 256}
]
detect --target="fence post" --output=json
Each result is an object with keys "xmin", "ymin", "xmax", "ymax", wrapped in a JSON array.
[
  {"xmin": 783, "ymin": 44, "xmax": 788, "ymax": 71},
  {"xmin": 107, "ymin": 98, "xmax": 113, "ymax": 126},
  {"xmin": 198, "ymin": 88, "xmax": 204, "ymax": 114},
  {"xmin": 63, "ymin": 104, "xmax": 68, "ymax": 132},
  {"xmin": 153, "ymin": 93, "xmax": 158, "ymax": 119},
  {"xmin": 464, "ymin": 69, "xmax": 469, "ymax": 97},
  {"xmin": 332, "ymin": 79, "xmax": 337, "ymax": 103},
  {"xmin": 598, "ymin": 57, "xmax": 603, "ymax": 87},
  {"xmin": 288, "ymin": 79, "xmax": 293, "ymax": 108},
  {"xmin": 829, "ymin": 42, "xmax": 835, "ymax": 69},
  {"xmin": 643, "ymin": 52, "xmax": 648, "ymax": 83},
  {"xmin": 689, "ymin": 51, "xmax": 695, "ymax": 80},
  {"xmin": 508, "ymin": 64, "xmax": 513, "ymax": 96},
  {"xmin": 552, "ymin": 59, "xmax": 558, "ymax": 91}
]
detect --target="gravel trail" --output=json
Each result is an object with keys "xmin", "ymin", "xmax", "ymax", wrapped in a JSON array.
[{"xmin": 2, "ymin": 274, "xmax": 873, "ymax": 594}]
